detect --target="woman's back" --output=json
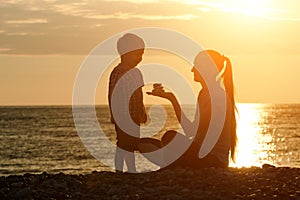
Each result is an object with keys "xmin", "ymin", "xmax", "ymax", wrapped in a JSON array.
[{"xmin": 192, "ymin": 89, "xmax": 232, "ymax": 167}]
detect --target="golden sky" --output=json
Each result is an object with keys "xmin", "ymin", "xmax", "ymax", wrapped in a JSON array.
[{"xmin": 0, "ymin": 0, "xmax": 300, "ymax": 105}]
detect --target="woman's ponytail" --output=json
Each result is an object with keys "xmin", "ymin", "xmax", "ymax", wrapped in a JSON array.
[{"xmin": 223, "ymin": 57, "xmax": 237, "ymax": 162}]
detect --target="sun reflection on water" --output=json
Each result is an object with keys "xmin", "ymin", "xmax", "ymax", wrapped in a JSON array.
[{"xmin": 230, "ymin": 103, "xmax": 272, "ymax": 168}]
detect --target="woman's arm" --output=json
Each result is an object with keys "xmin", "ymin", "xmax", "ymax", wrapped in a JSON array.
[{"xmin": 147, "ymin": 91, "xmax": 197, "ymax": 137}]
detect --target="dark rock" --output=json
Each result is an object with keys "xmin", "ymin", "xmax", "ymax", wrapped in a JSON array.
[
  {"xmin": 0, "ymin": 187, "xmax": 9, "ymax": 195},
  {"xmin": 262, "ymin": 164, "xmax": 277, "ymax": 174},
  {"xmin": 42, "ymin": 171, "xmax": 48, "ymax": 176},
  {"xmin": 23, "ymin": 173, "xmax": 32, "ymax": 178},
  {"xmin": 0, "ymin": 192, "xmax": 8, "ymax": 200},
  {"xmin": 0, "ymin": 179, "xmax": 7, "ymax": 188},
  {"xmin": 68, "ymin": 179, "xmax": 84, "ymax": 191},
  {"xmin": 262, "ymin": 164, "xmax": 276, "ymax": 169},
  {"xmin": 30, "ymin": 176, "xmax": 42, "ymax": 185},
  {"xmin": 15, "ymin": 187, "xmax": 32, "ymax": 200},
  {"xmin": 11, "ymin": 182, "xmax": 24, "ymax": 188},
  {"xmin": 165, "ymin": 193, "xmax": 181, "ymax": 200},
  {"xmin": 157, "ymin": 185, "xmax": 171, "ymax": 192},
  {"xmin": 144, "ymin": 187, "xmax": 155, "ymax": 193},
  {"xmin": 264, "ymin": 172, "xmax": 276, "ymax": 178},
  {"xmin": 72, "ymin": 191, "xmax": 83, "ymax": 198},
  {"xmin": 6, "ymin": 176, "xmax": 19, "ymax": 184},
  {"xmin": 107, "ymin": 188, "xmax": 116, "ymax": 195},
  {"xmin": 52, "ymin": 191, "xmax": 71, "ymax": 200},
  {"xmin": 53, "ymin": 181, "xmax": 67, "ymax": 189}
]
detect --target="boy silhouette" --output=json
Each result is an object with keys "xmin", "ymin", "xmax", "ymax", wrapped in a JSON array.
[{"xmin": 108, "ymin": 33, "xmax": 147, "ymax": 172}]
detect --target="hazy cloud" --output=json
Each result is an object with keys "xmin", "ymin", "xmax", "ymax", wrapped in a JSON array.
[
  {"xmin": 6, "ymin": 32, "xmax": 28, "ymax": 35},
  {"xmin": 0, "ymin": 0, "xmax": 299, "ymax": 55},
  {"xmin": 84, "ymin": 13, "xmax": 198, "ymax": 20},
  {"xmin": 5, "ymin": 18, "xmax": 48, "ymax": 24},
  {"xmin": 5, "ymin": 32, "xmax": 46, "ymax": 36},
  {"xmin": 0, "ymin": 48, "xmax": 12, "ymax": 52}
]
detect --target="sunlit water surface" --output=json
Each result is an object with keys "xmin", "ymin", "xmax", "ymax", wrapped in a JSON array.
[
  {"xmin": 0, "ymin": 104, "xmax": 299, "ymax": 175},
  {"xmin": 232, "ymin": 104, "xmax": 300, "ymax": 168}
]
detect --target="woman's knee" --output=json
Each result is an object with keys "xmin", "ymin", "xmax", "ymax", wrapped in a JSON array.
[
  {"xmin": 138, "ymin": 137, "xmax": 162, "ymax": 153},
  {"xmin": 162, "ymin": 130, "xmax": 177, "ymax": 145}
]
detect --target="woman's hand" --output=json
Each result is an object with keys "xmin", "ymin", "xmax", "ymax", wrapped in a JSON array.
[{"xmin": 146, "ymin": 91, "xmax": 175, "ymax": 100}]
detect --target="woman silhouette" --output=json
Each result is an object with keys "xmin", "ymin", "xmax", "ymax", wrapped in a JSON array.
[{"xmin": 138, "ymin": 49, "xmax": 237, "ymax": 169}]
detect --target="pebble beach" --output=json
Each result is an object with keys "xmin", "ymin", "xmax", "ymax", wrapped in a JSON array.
[{"xmin": 1, "ymin": 164, "xmax": 299, "ymax": 200}]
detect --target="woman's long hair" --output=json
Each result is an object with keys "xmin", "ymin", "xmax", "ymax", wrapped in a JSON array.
[{"xmin": 205, "ymin": 50, "xmax": 238, "ymax": 162}]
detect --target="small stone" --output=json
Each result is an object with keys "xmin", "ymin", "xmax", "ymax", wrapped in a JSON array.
[
  {"xmin": 73, "ymin": 192, "xmax": 83, "ymax": 196},
  {"xmin": 68, "ymin": 179, "xmax": 83, "ymax": 190},
  {"xmin": 165, "ymin": 194, "xmax": 181, "ymax": 200},
  {"xmin": 223, "ymin": 171, "xmax": 233, "ymax": 176},
  {"xmin": 42, "ymin": 172, "xmax": 48, "ymax": 176},
  {"xmin": 107, "ymin": 188, "xmax": 115, "ymax": 195},
  {"xmin": 15, "ymin": 187, "xmax": 32, "ymax": 200},
  {"xmin": 186, "ymin": 170, "xmax": 194, "ymax": 176},
  {"xmin": 11, "ymin": 182, "xmax": 23, "ymax": 188},
  {"xmin": 262, "ymin": 164, "xmax": 277, "ymax": 174},
  {"xmin": 53, "ymin": 181, "xmax": 67, "ymax": 189},
  {"xmin": 248, "ymin": 193, "xmax": 256, "ymax": 197},
  {"xmin": 23, "ymin": 173, "xmax": 32, "ymax": 178},
  {"xmin": 181, "ymin": 188, "xmax": 190, "ymax": 193},
  {"xmin": 6, "ymin": 176, "xmax": 19, "ymax": 184},
  {"xmin": 0, "ymin": 180, "xmax": 6, "ymax": 188},
  {"xmin": 262, "ymin": 164, "xmax": 276, "ymax": 169},
  {"xmin": 0, "ymin": 187, "xmax": 9, "ymax": 194},
  {"xmin": 31, "ymin": 176, "xmax": 42, "ymax": 185},
  {"xmin": 52, "ymin": 191, "xmax": 70, "ymax": 199},
  {"xmin": 0, "ymin": 192, "xmax": 7, "ymax": 199},
  {"xmin": 158, "ymin": 185, "xmax": 171, "ymax": 191},
  {"xmin": 144, "ymin": 187, "xmax": 155, "ymax": 193},
  {"xmin": 265, "ymin": 172, "xmax": 276, "ymax": 178}
]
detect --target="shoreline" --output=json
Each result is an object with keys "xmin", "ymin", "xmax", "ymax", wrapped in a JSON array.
[{"xmin": 1, "ymin": 165, "xmax": 299, "ymax": 199}]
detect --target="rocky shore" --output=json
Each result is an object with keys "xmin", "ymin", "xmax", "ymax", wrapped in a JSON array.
[{"xmin": 0, "ymin": 164, "xmax": 299, "ymax": 200}]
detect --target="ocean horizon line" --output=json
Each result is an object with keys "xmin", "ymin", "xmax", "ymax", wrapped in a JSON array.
[{"xmin": 0, "ymin": 102, "xmax": 300, "ymax": 107}]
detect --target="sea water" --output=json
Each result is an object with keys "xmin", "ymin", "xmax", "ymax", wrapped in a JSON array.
[{"xmin": 0, "ymin": 104, "xmax": 299, "ymax": 175}]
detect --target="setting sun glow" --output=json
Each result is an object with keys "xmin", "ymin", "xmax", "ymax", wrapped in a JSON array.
[
  {"xmin": 218, "ymin": 0, "xmax": 272, "ymax": 16},
  {"xmin": 185, "ymin": 0, "xmax": 278, "ymax": 17}
]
